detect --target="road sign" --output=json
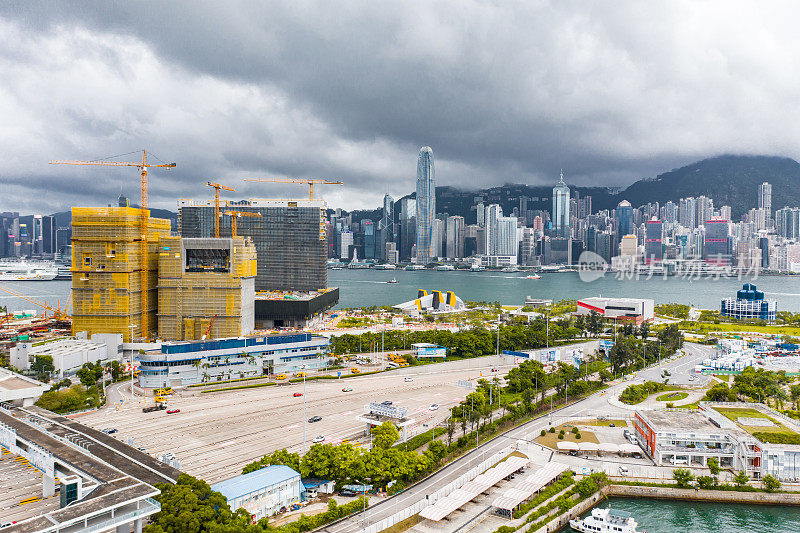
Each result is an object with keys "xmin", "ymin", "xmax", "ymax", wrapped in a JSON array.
[
  {"xmin": 455, "ymin": 380, "xmax": 473, "ymax": 389},
  {"xmin": 366, "ymin": 402, "xmax": 407, "ymax": 419}
]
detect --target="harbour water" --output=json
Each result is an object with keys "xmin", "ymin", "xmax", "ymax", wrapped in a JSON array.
[
  {"xmin": 4, "ymin": 270, "xmax": 800, "ymax": 312},
  {"xmin": 567, "ymin": 497, "xmax": 800, "ymax": 532}
]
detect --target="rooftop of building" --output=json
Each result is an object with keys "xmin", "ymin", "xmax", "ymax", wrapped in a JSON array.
[
  {"xmin": 0, "ymin": 368, "xmax": 49, "ymax": 393},
  {"xmin": 24, "ymin": 337, "xmax": 106, "ymax": 356},
  {"xmin": 255, "ymin": 288, "xmax": 337, "ymax": 301},
  {"xmin": 178, "ymin": 198, "xmax": 325, "ymax": 209},
  {"xmin": 579, "ymin": 296, "xmax": 653, "ymax": 304},
  {"xmin": 211, "ymin": 465, "xmax": 300, "ymax": 500},
  {"xmin": 153, "ymin": 332, "xmax": 329, "ymax": 355},
  {"xmin": 639, "ymin": 409, "xmax": 722, "ymax": 432}
]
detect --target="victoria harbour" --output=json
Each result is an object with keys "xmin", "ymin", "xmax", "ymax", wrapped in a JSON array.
[{"xmin": 570, "ymin": 498, "xmax": 800, "ymax": 533}]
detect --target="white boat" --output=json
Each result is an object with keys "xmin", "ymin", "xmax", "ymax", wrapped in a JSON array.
[
  {"xmin": 469, "ymin": 264, "xmax": 485, "ymax": 272},
  {"xmin": 0, "ymin": 262, "xmax": 58, "ymax": 281},
  {"xmin": 387, "ymin": 278, "xmax": 398, "ymax": 284},
  {"xmin": 570, "ymin": 508, "xmax": 640, "ymax": 533},
  {"xmin": 436, "ymin": 265, "xmax": 455, "ymax": 271},
  {"xmin": 501, "ymin": 266, "xmax": 519, "ymax": 273},
  {"xmin": 525, "ymin": 274, "xmax": 541, "ymax": 280},
  {"xmin": 374, "ymin": 263, "xmax": 396, "ymax": 270}
]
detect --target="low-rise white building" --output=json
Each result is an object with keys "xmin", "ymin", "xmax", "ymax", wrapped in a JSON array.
[
  {"xmin": 575, "ymin": 296, "xmax": 654, "ymax": 324},
  {"xmin": 635, "ymin": 403, "xmax": 800, "ymax": 482},
  {"xmin": 9, "ymin": 333, "xmax": 122, "ymax": 379},
  {"xmin": 211, "ymin": 465, "xmax": 302, "ymax": 522}
]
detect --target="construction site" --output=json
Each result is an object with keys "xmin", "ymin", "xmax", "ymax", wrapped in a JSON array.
[{"xmin": 157, "ymin": 235, "xmax": 257, "ymax": 340}]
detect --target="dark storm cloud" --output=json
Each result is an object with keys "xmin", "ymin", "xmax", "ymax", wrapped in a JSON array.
[{"xmin": 2, "ymin": 1, "xmax": 800, "ymax": 213}]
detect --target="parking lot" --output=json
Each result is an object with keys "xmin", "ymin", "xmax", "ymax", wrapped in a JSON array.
[
  {"xmin": 78, "ymin": 356, "xmax": 514, "ymax": 484},
  {"xmin": 0, "ymin": 448, "xmax": 59, "ymax": 527}
]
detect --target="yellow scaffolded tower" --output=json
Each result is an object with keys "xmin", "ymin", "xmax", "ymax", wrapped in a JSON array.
[
  {"xmin": 71, "ymin": 207, "xmax": 171, "ymax": 342},
  {"xmin": 157, "ymin": 236, "xmax": 257, "ymax": 340}
]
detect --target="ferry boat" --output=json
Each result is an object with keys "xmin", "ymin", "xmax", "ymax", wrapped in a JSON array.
[
  {"xmin": 374, "ymin": 263, "xmax": 396, "ymax": 270},
  {"xmin": 54, "ymin": 265, "xmax": 72, "ymax": 280},
  {"xmin": 525, "ymin": 274, "xmax": 541, "ymax": 280},
  {"xmin": 436, "ymin": 265, "xmax": 455, "ymax": 271},
  {"xmin": 469, "ymin": 264, "xmax": 485, "ymax": 272},
  {"xmin": 501, "ymin": 266, "xmax": 519, "ymax": 273},
  {"xmin": 570, "ymin": 508, "xmax": 640, "ymax": 533},
  {"xmin": 404, "ymin": 265, "xmax": 426, "ymax": 271},
  {"xmin": 0, "ymin": 262, "xmax": 58, "ymax": 281}
]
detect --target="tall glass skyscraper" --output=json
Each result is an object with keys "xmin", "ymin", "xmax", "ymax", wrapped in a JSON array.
[
  {"xmin": 415, "ymin": 146, "xmax": 436, "ymax": 264},
  {"xmin": 552, "ymin": 170, "xmax": 570, "ymax": 237},
  {"xmin": 615, "ymin": 200, "xmax": 633, "ymax": 242}
]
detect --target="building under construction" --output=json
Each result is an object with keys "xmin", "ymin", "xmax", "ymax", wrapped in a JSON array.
[
  {"xmin": 157, "ymin": 236, "xmax": 257, "ymax": 340},
  {"xmin": 71, "ymin": 207, "xmax": 170, "ymax": 342},
  {"xmin": 178, "ymin": 199, "xmax": 328, "ymax": 292}
]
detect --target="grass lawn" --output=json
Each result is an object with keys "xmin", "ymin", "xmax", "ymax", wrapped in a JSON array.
[
  {"xmin": 656, "ymin": 391, "xmax": 689, "ymax": 402},
  {"xmin": 714, "ymin": 374, "xmax": 731, "ymax": 382},
  {"xmin": 680, "ymin": 322, "xmax": 800, "ymax": 336},
  {"xmin": 535, "ymin": 424, "xmax": 599, "ymax": 450},
  {"xmin": 377, "ymin": 514, "xmax": 422, "ymax": 533},
  {"xmin": 714, "ymin": 407, "xmax": 800, "ymax": 443}
]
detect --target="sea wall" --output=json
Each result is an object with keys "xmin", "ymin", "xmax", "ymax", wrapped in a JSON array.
[
  {"xmin": 527, "ymin": 491, "xmax": 604, "ymax": 533},
  {"xmin": 605, "ymin": 484, "xmax": 800, "ymax": 505}
]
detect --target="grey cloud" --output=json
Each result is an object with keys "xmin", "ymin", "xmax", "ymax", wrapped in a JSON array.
[{"xmin": 2, "ymin": 1, "xmax": 800, "ymax": 214}]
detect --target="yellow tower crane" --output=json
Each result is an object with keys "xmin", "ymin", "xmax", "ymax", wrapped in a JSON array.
[
  {"xmin": 206, "ymin": 182, "xmax": 235, "ymax": 238},
  {"xmin": 223, "ymin": 210, "xmax": 262, "ymax": 238},
  {"xmin": 50, "ymin": 150, "xmax": 176, "ymax": 341},
  {"xmin": 242, "ymin": 178, "xmax": 343, "ymax": 200}
]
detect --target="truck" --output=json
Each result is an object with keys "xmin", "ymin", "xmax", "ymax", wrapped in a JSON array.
[{"xmin": 142, "ymin": 395, "xmax": 168, "ymax": 413}]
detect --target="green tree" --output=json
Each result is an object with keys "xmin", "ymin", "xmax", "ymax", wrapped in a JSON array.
[
  {"xmin": 672, "ymin": 468, "xmax": 694, "ymax": 488},
  {"xmin": 242, "ymin": 449, "xmax": 301, "ymax": 474},
  {"xmin": 761, "ymin": 474, "xmax": 781, "ymax": 493},
  {"xmin": 31, "ymin": 355, "xmax": 55, "ymax": 375},
  {"xmin": 145, "ymin": 474, "xmax": 245, "ymax": 533},
  {"xmin": 696, "ymin": 475, "xmax": 715, "ymax": 489},
  {"xmin": 733, "ymin": 471, "xmax": 749, "ymax": 487},
  {"xmin": 706, "ymin": 457, "xmax": 720, "ymax": 485},
  {"xmin": 371, "ymin": 422, "xmax": 400, "ymax": 449}
]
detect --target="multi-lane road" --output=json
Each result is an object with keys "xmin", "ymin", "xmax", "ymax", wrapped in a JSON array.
[{"xmin": 79, "ymin": 355, "xmax": 519, "ymax": 483}]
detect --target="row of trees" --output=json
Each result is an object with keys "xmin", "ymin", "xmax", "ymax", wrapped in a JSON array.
[
  {"xmin": 329, "ymin": 319, "xmax": 581, "ymax": 357},
  {"xmin": 672, "ymin": 462, "xmax": 781, "ymax": 493},
  {"xmin": 704, "ymin": 367, "xmax": 797, "ymax": 409},
  {"xmin": 607, "ymin": 324, "xmax": 684, "ymax": 374}
]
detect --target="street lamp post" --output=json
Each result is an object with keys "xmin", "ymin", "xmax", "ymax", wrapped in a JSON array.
[
  {"xmin": 128, "ymin": 324, "xmax": 137, "ymax": 403},
  {"xmin": 302, "ymin": 364, "xmax": 308, "ymax": 454}
]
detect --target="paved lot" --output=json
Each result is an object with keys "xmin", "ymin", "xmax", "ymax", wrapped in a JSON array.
[
  {"xmin": 79, "ymin": 356, "xmax": 518, "ymax": 484},
  {"xmin": 0, "ymin": 449, "xmax": 59, "ymax": 527}
]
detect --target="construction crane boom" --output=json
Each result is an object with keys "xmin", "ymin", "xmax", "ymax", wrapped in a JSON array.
[
  {"xmin": 223, "ymin": 210, "xmax": 262, "ymax": 238},
  {"xmin": 50, "ymin": 149, "xmax": 176, "ymax": 210},
  {"xmin": 242, "ymin": 178, "xmax": 343, "ymax": 200},
  {"xmin": 206, "ymin": 182, "xmax": 236, "ymax": 238},
  {"xmin": 49, "ymin": 149, "xmax": 175, "ymax": 341},
  {"xmin": 0, "ymin": 283, "xmax": 70, "ymax": 320}
]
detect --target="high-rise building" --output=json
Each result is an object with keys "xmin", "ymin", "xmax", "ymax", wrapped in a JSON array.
[
  {"xmin": 696, "ymin": 196, "xmax": 714, "ymax": 227},
  {"xmin": 71, "ymin": 207, "xmax": 171, "ymax": 342},
  {"xmin": 496, "ymin": 217, "xmax": 518, "ymax": 257},
  {"xmin": 704, "ymin": 217, "xmax": 731, "ymax": 264},
  {"xmin": 552, "ymin": 171, "xmax": 570, "ymax": 237},
  {"xmin": 615, "ymin": 200, "xmax": 633, "ymax": 243},
  {"xmin": 415, "ymin": 146, "xmax": 436, "ymax": 264},
  {"xmin": 378, "ymin": 194, "xmax": 394, "ymax": 260},
  {"xmin": 679, "ymin": 197, "xmax": 697, "ymax": 229},
  {"xmin": 645, "ymin": 219, "xmax": 663, "ymax": 263},
  {"xmin": 446, "ymin": 215, "xmax": 465, "ymax": 259},
  {"xmin": 398, "ymin": 198, "xmax": 416, "ymax": 261},
  {"xmin": 179, "ymin": 199, "xmax": 327, "ymax": 291},
  {"xmin": 432, "ymin": 218, "xmax": 445, "ymax": 258},
  {"xmin": 363, "ymin": 219, "xmax": 375, "ymax": 259},
  {"xmin": 484, "ymin": 204, "xmax": 502, "ymax": 254},
  {"xmin": 759, "ymin": 182, "xmax": 772, "ymax": 218},
  {"xmin": 339, "ymin": 229, "xmax": 353, "ymax": 259},
  {"xmin": 476, "ymin": 201, "xmax": 485, "ymax": 226},
  {"xmin": 663, "ymin": 201, "xmax": 677, "ymax": 224}
]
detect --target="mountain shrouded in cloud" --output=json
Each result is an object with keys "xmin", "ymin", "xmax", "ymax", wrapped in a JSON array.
[{"xmin": 2, "ymin": 1, "xmax": 800, "ymax": 213}]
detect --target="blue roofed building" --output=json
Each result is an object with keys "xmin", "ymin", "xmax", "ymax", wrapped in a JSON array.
[
  {"xmin": 211, "ymin": 465, "xmax": 302, "ymax": 523},
  {"xmin": 721, "ymin": 283, "xmax": 777, "ymax": 322}
]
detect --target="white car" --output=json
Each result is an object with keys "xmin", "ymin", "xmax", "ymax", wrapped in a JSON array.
[
  {"xmin": 429, "ymin": 404, "xmax": 439, "ymax": 411},
  {"xmin": 404, "ymin": 377, "xmax": 413, "ymax": 382},
  {"xmin": 312, "ymin": 435, "xmax": 325, "ymax": 444}
]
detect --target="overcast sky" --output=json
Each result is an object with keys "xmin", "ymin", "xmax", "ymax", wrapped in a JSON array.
[{"xmin": 2, "ymin": 1, "xmax": 800, "ymax": 214}]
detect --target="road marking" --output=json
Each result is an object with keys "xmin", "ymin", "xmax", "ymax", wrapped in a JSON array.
[{"xmin": 218, "ymin": 440, "xmax": 237, "ymax": 448}]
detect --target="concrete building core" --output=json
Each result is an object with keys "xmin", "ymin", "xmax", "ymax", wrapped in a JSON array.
[{"xmin": 158, "ymin": 236, "xmax": 257, "ymax": 341}]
